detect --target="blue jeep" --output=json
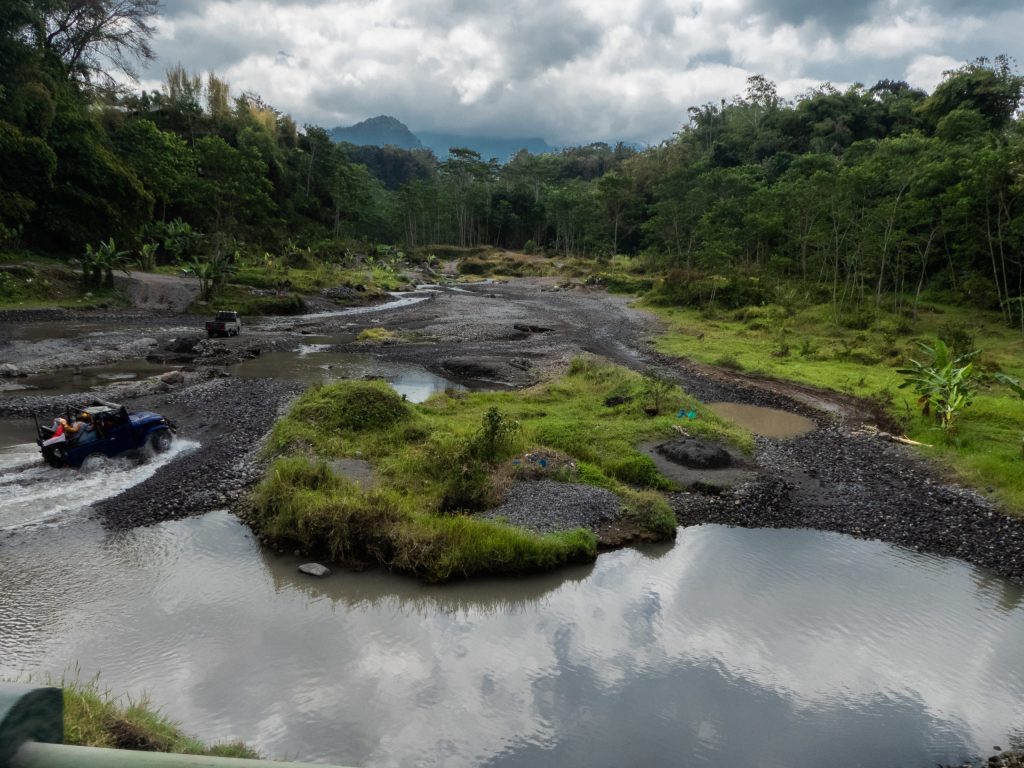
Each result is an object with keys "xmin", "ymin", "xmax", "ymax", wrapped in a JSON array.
[{"xmin": 36, "ymin": 403, "xmax": 177, "ymax": 468}]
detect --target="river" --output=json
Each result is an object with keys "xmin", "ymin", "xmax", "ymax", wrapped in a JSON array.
[{"xmin": 2, "ymin": 505, "xmax": 1023, "ymax": 767}]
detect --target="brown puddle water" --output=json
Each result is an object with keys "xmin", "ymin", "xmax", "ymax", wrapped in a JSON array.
[
  {"xmin": 3, "ymin": 512, "xmax": 1024, "ymax": 768},
  {"xmin": 708, "ymin": 402, "xmax": 816, "ymax": 438}
]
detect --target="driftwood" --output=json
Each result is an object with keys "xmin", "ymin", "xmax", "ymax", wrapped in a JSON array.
[{"xmin": 854, "ymin": 426, "xmax": 932, "ymax": 448}]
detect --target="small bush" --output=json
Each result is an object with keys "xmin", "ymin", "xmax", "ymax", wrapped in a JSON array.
[
  {"xmin": 621, "ymin": 489, "xmax": 677, "ymax": 539},
  {"xmin": 608, "ymin": 454, "xmax": 672, "ymax": 489},
  {"xmin": 357, "ymin": 327, "xmax": 400, "ymax": 343},
  {"xmin": 290, "ymin": 380, "xmax": 409, "ymax": 433},
  {"xmin": 440, "ymin": 408, "xmax": 521, "ymax": 511},
  {"xmin": 640, "ymin": 373, "xmax": 676, "ymax": 415},
  {"xmin": 941, "ymin": 323, "xmax": 975, "ymax": 357},
  {"xmin": 458, "ymin": 258, "xmax": 491, "ymax": 275}
]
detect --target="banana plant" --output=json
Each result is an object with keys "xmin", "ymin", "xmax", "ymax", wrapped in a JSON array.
[
  {"xmin": 83, "ymin": 239, "xmax": 131, "ymax": 288},
  {"xmin": 185, "ymin": 253, "xmax": 236, "ymax": 301},
  {"xmin": 137, "ymin": 242, "xmax": 159, "ymax": 271},
  {"xmin": 897, "ymin": 339, "xmax": 979, "ymax": 431}
]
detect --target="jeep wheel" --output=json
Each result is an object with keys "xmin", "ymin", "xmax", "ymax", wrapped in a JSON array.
[
  {"xmin": 151, "ymin": 430, "xmax": 173, "ymax": 453},
  {"xmin": 43, "ymin": 446, "xmax": 66, "ymax": 468}
]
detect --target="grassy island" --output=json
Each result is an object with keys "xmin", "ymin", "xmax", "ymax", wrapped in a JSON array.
[{"xmin": 248, "ymin": 358, "xmax": 749, "ymax": 582}]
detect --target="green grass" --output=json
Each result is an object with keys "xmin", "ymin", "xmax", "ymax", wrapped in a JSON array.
[
  {"xmin": 356, "ymin": 327, "xmax": 401, "ymax": 343},
  {"xmin": 0, "ymin": 262, "xmax": 129, "ymax": 309},
  {"xmin": 649, "ymin": 300, "xmax": 1024, "ymax": 510},
  {"xmin": 21, "ymin": 675, "xmax": 259, "ymax": 758},
  {"xmin": 232, "ymin": 263, "xmax": 406, "ymax": 296},
  {"xmin": 251, "ymin": 361, "xmax": 749, "ymax": 581},
  {"xmin": 186, "ymin": 283, "xmax": 305, "ymax": 316}
]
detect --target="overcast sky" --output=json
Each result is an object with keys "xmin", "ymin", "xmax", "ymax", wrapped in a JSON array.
[{"xmin": 144, "ymin": 0, "xmax": 1024, "ymax": 145}]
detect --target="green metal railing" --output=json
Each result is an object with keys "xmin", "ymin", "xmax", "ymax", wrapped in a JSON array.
[{"xmin": 0, "ymin": 684, "xmax": 353, "ymax": 768}]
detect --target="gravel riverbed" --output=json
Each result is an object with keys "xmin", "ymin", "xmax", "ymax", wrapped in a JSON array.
[{"xmin": 2, "ymin": 277, "xmax": 1022, "ymax": 585}]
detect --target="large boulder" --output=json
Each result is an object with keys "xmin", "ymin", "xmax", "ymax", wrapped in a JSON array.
[
  {"xmin": 656, "ymin": 437, "xmax": 732, "ymax": 469},
  {"xmin": 159, "ymin": 370, "xmax": 185, "ymax": 385},
  {"xmin": 166, "ymin": 336, "xmax": 202, "ymax": 354}
]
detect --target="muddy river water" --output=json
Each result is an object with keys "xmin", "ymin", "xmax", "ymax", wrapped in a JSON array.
[{"xmin": 2, "ymin": 500, "xmax": 1024, "ymax": 767}]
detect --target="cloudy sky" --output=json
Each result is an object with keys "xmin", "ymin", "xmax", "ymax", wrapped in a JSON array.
[{"xmin": 145, "ymin": 0, "xmax": 1024, "ymax": 145}]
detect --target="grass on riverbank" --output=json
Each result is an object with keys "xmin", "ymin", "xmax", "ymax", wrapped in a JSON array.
[
  {"xmin": 649, "ymin": 300, "xmax": 1024, "ymax": 510},
  {"xmin": 250, "ymin": 359, "xmax": 750, "ymax": 581},
  {"xmin": 186, "ymin": 283, "xmax": 306, "ymax": 316},
  {"xmin": 23, "ymin": 676, "xmax": 258, "ymax": 758},
  {"xmin": 0, "ymin": 261, "xmax": 129, "ymax": 309},
  {"xmin": 232, "ymin": 263, "xmax": 409, "ymax": 296}
]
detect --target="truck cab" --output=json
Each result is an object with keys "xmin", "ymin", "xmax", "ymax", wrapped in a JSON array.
[{"xmin": 205, "ymin": 310, "xmax": 242, "ymax": 338}]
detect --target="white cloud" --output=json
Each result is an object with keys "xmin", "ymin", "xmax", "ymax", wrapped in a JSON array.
[
  {"xmin": 143, "ymin": 0, "xmax": 1024, "ymax": 144},
  {"xmin": 904, "ymin": 53, "xmax": 964, "ymax": 91}
]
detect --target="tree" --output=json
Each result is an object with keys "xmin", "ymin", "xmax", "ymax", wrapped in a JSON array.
[
  {"xmin": 597, "ymin": 172, "xmax": 640, "ymax": 255},
  {"xmin": 918, "ymin": 56, "xmax": 1024, "ymax": 132},
  {"xmin": 185, "ymin": 136, "xmax": 275, "ymax": 236},
  {"xmin": 40, "ymin": 0, "xmax": 160, "ymax": 85},
  {"xmin": 113, "ymin": 119, "xmax": 192, "ymax": 220}
]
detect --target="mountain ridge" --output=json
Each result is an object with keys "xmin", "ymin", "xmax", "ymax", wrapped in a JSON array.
[{"xmin": 328, "ymin": 115, "xmax": 554, "ymax": 161}]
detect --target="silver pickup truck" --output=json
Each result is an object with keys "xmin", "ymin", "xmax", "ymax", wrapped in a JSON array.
[{"xmin": 205, "ymin": 310, "xmax": 242, "ymax": 338}]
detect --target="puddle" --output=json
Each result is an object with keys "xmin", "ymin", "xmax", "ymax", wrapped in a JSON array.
[
  {"xmin": 228, "ymin": 350, "xmax": 464, "ymax": 404},
  {"xmin": 4, "ymin": 517, "xmax": 1024, "ymax": 768},
  {"xmin": 708, "ymin": 402, "xmax": 816, "ymax": 438},
  {"xmin": 0, "ymin": 360, "xmax": 173, "ymax": 398}
]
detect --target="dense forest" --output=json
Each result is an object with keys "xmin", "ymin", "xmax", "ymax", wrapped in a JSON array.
[{"xmin": 2, "ymin": 0, "xmax": 1023, "ymax": 327}]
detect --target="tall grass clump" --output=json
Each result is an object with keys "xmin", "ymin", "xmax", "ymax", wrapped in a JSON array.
[
  {"xmin": 290, "ymin": 380, "xmax": 409, "ymax": 433},
  {"xmin": 249, "ymin": 455, "xmax": 597, "ymax": 582},
  {"xmin": 51, "ymin": 675, "xmax": 258, "ymax": 757}
]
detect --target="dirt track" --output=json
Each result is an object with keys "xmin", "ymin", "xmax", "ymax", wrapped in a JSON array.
[{"xmin": 2, "ymin": 277, "xmax": 1022, "ymax": 581}]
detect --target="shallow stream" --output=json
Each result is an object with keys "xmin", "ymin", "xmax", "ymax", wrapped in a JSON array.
[{"xmin": 2, "ymin": 508, "xmax": 1024, "ymax": 768}]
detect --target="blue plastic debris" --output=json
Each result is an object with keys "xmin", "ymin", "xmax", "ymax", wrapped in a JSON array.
[{"xmin": 677, "ymin": 409, "xmax": 687, "ymax": 418}]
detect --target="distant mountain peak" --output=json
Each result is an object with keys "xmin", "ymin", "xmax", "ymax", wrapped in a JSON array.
[
  {"xmin": 327, "ymin": 115, "xmax": 556, "ymax": 162},
  {"xmin": 329, "ymin": 115, "xmax": 422, "ymax": 150}
]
